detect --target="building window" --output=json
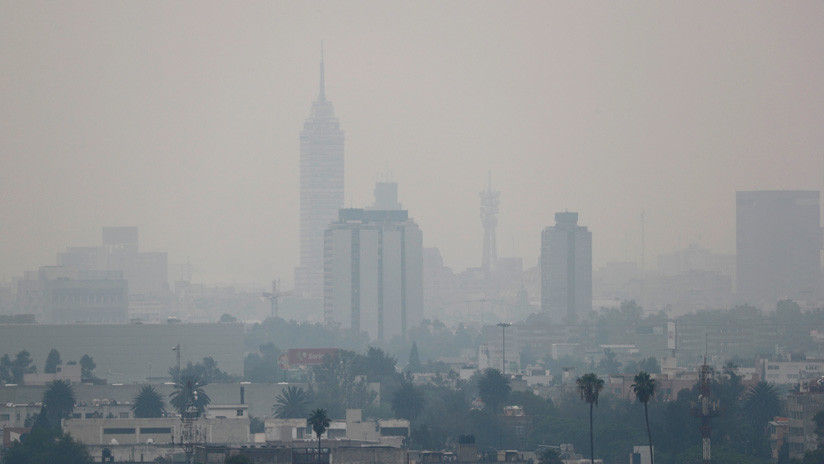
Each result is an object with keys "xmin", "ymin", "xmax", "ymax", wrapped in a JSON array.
[
  {"xmin": 140, "ymin": 427, "xmax": 172, "ymax": 434},
  {"xmin": 237, "ymin": 409, "xmax": 244, "ymax": 417},
  {"xmin": 103, "ymin": 428, "xmax": 136, "ymax": 435}
]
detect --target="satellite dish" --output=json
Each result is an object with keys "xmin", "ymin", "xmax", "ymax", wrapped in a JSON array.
[{"xmin": 110, "ymin": 438, "xmax": 118, "ymax": 445}]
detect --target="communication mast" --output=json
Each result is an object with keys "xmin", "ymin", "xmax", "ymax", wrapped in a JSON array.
[{"xmin": 691, "ymin": 356, "xmax": 721, "ymax": 464}]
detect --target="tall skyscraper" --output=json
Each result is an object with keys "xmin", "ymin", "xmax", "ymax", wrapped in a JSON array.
[
  {"xmin": 736, "ymin": 190, "xmax": 821, "ymax": 307},
  {"xmin": 324, "ymin": 183, "xmax": 423, "ymax": 341},
  {"xmin": 541, "ymin": 212, "xmax": 592, "ymax": 322},
  {"xmin": 295, "ymin": 48, "xmax": 345, "ymax": 299},
  {"xmin": 480, "ymin": 176, "xmax": 499, "ymax": 273}
]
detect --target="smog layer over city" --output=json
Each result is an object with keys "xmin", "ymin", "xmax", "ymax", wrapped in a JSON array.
[{"xmin": 1, "ymin": 2, "xmax": 823, "ymax": 464}]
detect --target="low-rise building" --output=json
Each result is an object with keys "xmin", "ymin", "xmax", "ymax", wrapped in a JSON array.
[
  {"xmin": 63, "ymin": 416, "xmax": 250, "ymax": 446},
  {"xmin": 786, "ymin": 378, "xmax": 824, "ymax": 459}
]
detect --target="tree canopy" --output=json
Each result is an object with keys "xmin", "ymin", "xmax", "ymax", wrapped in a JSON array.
[{"xmin": 131, "ymin": 385, "xmax": 166, "ymax": 418}]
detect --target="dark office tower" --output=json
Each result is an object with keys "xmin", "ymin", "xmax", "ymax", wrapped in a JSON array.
[
  {"xmin": 541, "ymin": 212, "xmax": 592, "ymax": 322},
  {"xmin": 295, "ymin": 47, "xmax": 345, "ymax": 299},
  {"xmin": 736, "ymin": 191, "xmax": 821, "ymax": 307}
]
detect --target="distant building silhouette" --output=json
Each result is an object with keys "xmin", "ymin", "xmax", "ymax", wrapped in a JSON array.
[
  {"xmin": 736, "ymin": 190, "xmax": 821, "ymax": 307},
  {"xmin": 480, "ymin": 176, "xmax": 499, "ymax": 273},
  {"xmin": 295, "ymin": 47, "xmax": 345, "ymax": 299},
  {"xmin": 324, "ymin": 184, "xmax": 422, "ymax": 341},
  {"xmin": 540, "ymin": 212, "xmax": 592, "ymax": 322}
]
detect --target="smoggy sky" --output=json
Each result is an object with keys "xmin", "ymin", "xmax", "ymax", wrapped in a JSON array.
[{"xmin": 2, "ymin": 2, "xmax": 823, "ymax": 286}]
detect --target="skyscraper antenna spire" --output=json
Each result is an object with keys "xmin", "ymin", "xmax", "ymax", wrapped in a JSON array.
[{"xmin": 319, "ymin": 41, "xmax": 326, "ymax": 101}]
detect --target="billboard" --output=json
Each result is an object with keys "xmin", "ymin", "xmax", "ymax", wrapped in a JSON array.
[{"xmin": 278, "ymin": 348, "xmax": 338, "ymax": 369}]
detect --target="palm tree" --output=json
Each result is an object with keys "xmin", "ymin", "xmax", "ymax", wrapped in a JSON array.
[
  {"xmin": 391, "ymin": 379, "xmax": 425, "ymax": 421},
  {"xmin": 170, "ymin": 375, "xmax": 211, "ymax": 417},
  {"xmin": 742, "ymin": 381, "xmax": 782, "ymax": 435},
  {"xmin": 477, "ymin": 368, "xmax": 511, "ymax": 412},
  {"xmin": 272, "ymin": 386, "xmax": 312, "ymax": 418},
  {"xmin": 308, "ymin": 408, "xmax": 330, "ymax": 461},
  {"xmin": 132, "ymin": 385, "xmax": 167, "ymax": 418},
  {"xmin": 42, "ymin": 379, "xmax": 75, "ymax": 429},
  {"xmin": 632, "ymin": 371, "xmax": 657, "ymax": 464},
  {"xmin": 577, "ymin": 373, "xmax": 604, "ymax": 464}
]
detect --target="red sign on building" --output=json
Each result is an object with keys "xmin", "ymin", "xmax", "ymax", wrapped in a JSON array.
[{"xmin": 278, "ymin": 348, "xmax": 338, "ymax": 369}]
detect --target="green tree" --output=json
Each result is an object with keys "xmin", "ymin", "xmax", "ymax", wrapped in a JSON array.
[
  {"xmin": 538, "ymin": 448, "xmax": 564, "ymax": 464},
  {"xmin": 308, "ymin": 408, "xmax": 330, "ymax": 458},
  {"xmin": 244, "ymin": 343, "xmax": 283, "ymax": 383},
  {"xmin": 597, "ymin": 348, "xmax": 621, "ymax": 374},
  {"xmin": 42, "ymin": 379, "xmax": 75, "ymax": 429},
  {"xmin": 638, "ymin": 357, "xmax": 661, "ymax": 374},
  {"xmin": 11, "ymin": 350, "xmax": 36, "ymax": 383},
  {"xmin": 131, "ymin": 385, "xmax": 166, "ymax": 418},
  {"xmin": 44, "ymin": 349, "xmax": 62, "ymax": 374},
  {"xmin": 0, "ymin": 354, "xmax": 12, "ymax": 384},
  {"xmin": 742, "ymin": 381, "xmax": 781, "ymax": 432},
  {"xmin": 407, "ymin": 341, "xmax": 422, "ymax": 373},
  {"xmin": 477, "ymin": 368, "xmax": 511, "ymax": 412},
  {"xmin": 79, "ymin": 355, "xmax": 96, "ymax": 383},
  {"xmin": 313, "ymin": 350, "xmax": 376, "ymax": 417},
  {"xmin": 170, "ymin": 375, "xmax": 211, "ymax": 417},
  {"xmin": 391, "ymin": 378, "xmax": 425, "ymax": 421},
  {"xmin": 219, "ymin": 313, "xmax": 237, "ymax": 323},
  {"xmin": 632, "ymin": 371, "xmax": 657, "ymax": 464},
  {"xmin": 272, "ymin": 386, "xmax": 312, "ymax": 418},
  {"xmin": 2, "ymin": 426, "xmax": 93, "ymax": 464},
  {"xmin": 577, "ymin": 373, "xmax": 604, "ymax": 464}
]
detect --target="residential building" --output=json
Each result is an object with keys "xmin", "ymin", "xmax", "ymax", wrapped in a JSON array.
[
  {"xmin": 759, "ymin": 359, "xmax": 824, "ymax": 385},
  {"xmin": 786, "ymin": 378, "xmax": 824, "ymax": 459},
  {"xmin": 295, "ymin": 49, "xmax": 345, "ymax": 299},
  {"xmin": 736, "ymin": 190, "xmax": 821, "ymax": 307},
  {"xmin": 541, "ymin": 212, "xmax": 592, "ymax": 322}
]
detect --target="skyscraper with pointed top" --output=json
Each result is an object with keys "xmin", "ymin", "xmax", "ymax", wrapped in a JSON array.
[{"xmin": 295, "ymin": 46, "xmax": 345, "ymax": 299}]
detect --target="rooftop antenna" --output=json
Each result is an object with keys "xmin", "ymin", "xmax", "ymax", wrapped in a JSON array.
[
  {"xmin": 692, "ymin": 332, "xmax": 720, "ymax": 464},
  {"xmin": 318, "ymin": 41, "xmax": 326, "ymax": 101}
]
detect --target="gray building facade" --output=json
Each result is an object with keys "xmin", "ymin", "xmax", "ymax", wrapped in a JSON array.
[
  {"xmin": 0, "ymin": 322, "xmax": 243, "ymax": 384},
  {"xmin": 324, "ymin": 206, "xmax": 423, "ymax": 342},
  {"xmin": 540, "ymin": 212, "xmax": 592, "ymax": 322},
  {"xmin": 736, "ymin": 190, "xmax": 821, "ymax": 307}
]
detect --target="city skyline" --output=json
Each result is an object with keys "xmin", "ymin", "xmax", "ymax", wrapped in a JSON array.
[{"xmin": 1, "ymin": 2, "xmax": 823, "ymax": 286}]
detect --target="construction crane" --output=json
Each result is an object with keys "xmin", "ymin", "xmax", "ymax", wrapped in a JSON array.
[{"xmin": 263, "ymin": 280, "xmax": 291, "ymax": 319}]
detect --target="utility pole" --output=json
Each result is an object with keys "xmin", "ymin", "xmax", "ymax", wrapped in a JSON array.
[
  {"xmin": 172, "ymin": 343, "xmax": 181, "ymax": 381},
  {"xmin": 497, "ymin": 322, "xmax": 511, "ymax": 374}
]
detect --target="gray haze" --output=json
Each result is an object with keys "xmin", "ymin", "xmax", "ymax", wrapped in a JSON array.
[{"xmin": 2, "ymin": 2, "xmax": 823, "ymax": 286}]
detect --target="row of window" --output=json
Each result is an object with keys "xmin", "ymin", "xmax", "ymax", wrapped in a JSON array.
[{"xmin": 103, "ymin": 427, "xmax": 172, "ymax": 435}]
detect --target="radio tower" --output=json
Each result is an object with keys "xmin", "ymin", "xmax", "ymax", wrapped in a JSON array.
[
  {"xmin": 691, "ymin": 356, "xmax": 721, "ymax": 464},
  {"xmin": 480, "ymin": 173, "xmax": 500, "ymax": 273}
]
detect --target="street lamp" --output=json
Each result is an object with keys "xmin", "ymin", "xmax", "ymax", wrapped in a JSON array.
[{"xmin": 497, "ymin": 322, "xmax": 511, "ymax": 375}]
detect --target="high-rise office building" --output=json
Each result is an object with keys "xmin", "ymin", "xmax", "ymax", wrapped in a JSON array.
[
  {"xmin": 295, "ymin": 48, "xmax": 345, "ymax": 299},
  {"xmin": 541, "ymin": 212, "xmax": 592, "ymax": 321},
  {"xmin": 324, "ymin": 184, "xmax": 423, "ymax": 341},
  {"xmin": 736, "ymin": 190, "xmax": 821, "ymax": 307}
]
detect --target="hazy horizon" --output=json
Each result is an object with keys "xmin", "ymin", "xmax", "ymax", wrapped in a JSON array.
[{"xmin": 2, "ymin": 2, "xmax": 823, "ymax": 286}]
